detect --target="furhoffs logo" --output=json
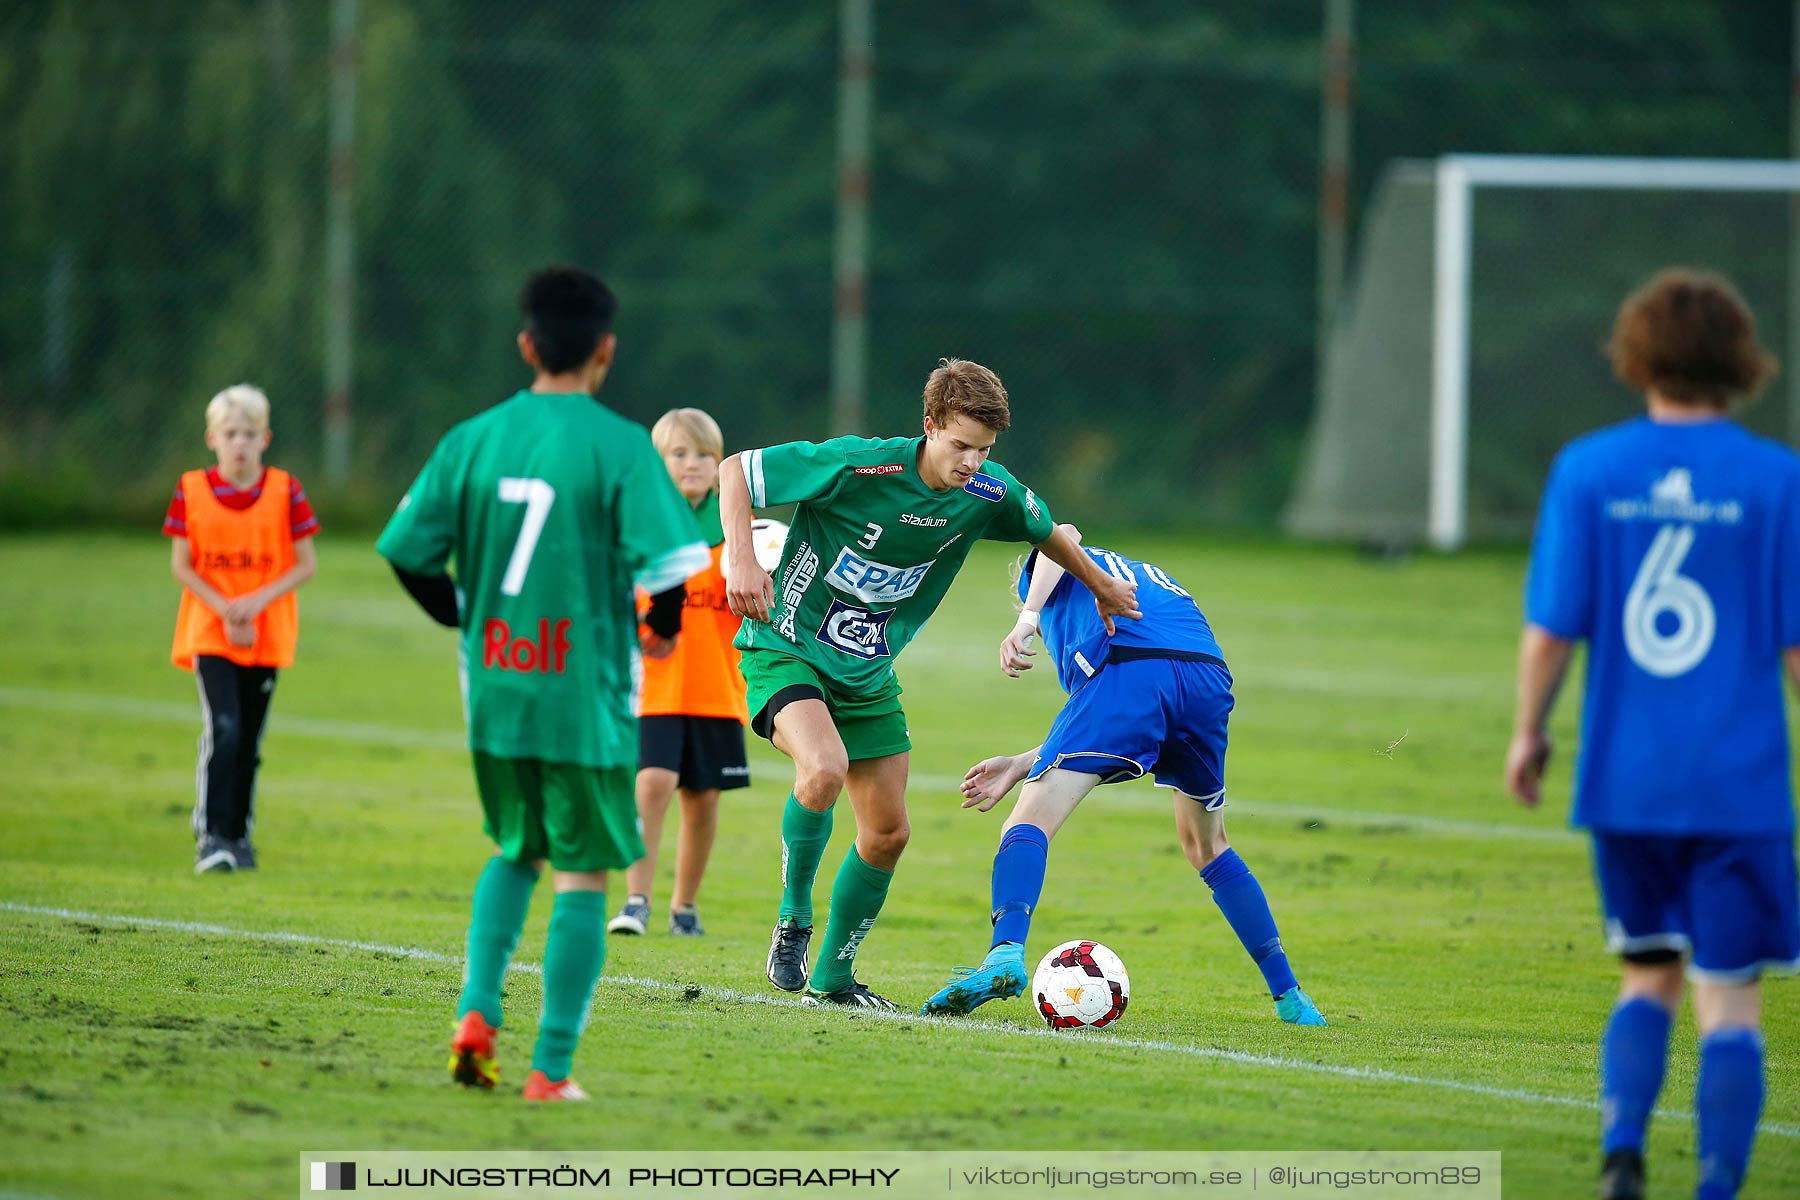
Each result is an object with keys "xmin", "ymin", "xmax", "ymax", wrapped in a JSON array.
[
  {"xmin": 310, "ymin": 1161, "xmax": 356, "ymax": 1191},
  {"xmin": 962, "ymin": 472, "xmax": 1007, "ymax": 502}
]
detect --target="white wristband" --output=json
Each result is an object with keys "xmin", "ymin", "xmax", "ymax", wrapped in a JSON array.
[{"xmin": 1016, "ymin": 609, "xmax": 1040, "ymax": 629}]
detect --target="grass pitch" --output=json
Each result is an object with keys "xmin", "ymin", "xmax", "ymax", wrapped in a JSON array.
[{"xmin": 0, "ymin": 530, "xmax": 1795, "ymax": 1198}]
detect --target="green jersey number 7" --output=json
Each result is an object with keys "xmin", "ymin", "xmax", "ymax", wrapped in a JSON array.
[{"xmin": 498, "ymin": 477, "xmax": 556, "ymax": 596}]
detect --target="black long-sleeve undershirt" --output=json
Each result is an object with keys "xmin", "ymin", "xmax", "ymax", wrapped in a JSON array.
[
  {"xmin": 389, "ymin": 564, "xmax": 686, "ymax": 640},
  {"xmin": 390, "ymin": 565, "xmax": 460, "ymax": 628}
]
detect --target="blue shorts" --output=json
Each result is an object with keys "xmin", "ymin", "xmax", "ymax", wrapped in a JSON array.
[
  {"xmin": 1591, "ymin": 832, "xmax": 1800, "ymax": 983},
  {"xmin": 1027, "ymin": 657, "xmax": 1233, "ymax": 806}
]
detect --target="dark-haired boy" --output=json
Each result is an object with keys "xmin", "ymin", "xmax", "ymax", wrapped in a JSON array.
[
  {"xmin": 379, "ymin": 266, "xmax": 707, "ymax": 1101},
  {"xmin": 1508, "ymin": 269, "xmax": 1799, "ymax": 1200}
]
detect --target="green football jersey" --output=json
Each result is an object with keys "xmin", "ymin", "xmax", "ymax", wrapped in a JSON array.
[
  {"xmin": 378, "ymin": 390, "xmax": 707, "ymax": 769},
  {"xmin": 735, "ymin": 435, "xmax": 1055, "ymax": 695}
]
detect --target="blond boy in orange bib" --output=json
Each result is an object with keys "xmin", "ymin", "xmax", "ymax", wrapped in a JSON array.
[{"xmin": 165, "ymin": 384, "xmax": 318, "ymax": 873}]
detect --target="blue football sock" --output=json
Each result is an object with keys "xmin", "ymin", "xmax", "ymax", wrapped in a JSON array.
[
  {"xmin": 989, "ymin": 823, "xmax": 1049, "ymax": 949},
  {"xmin": 1695, "ymin": 1028, "xmax": 1764, "ymax": 1200},
  {"xmin": 1599, "ymin": 997, "xmax": 1673, "ymax": 1155},
  {"xmin": 1199, "ymin": 848, "xmax": 1298, "ymax": 999}
]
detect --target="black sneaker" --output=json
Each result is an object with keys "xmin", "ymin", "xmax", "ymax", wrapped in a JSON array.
[
  {"xmin": 194, "ymin": 835, "xmax": 235, "ymax": 875},
  {"xmin": 1598, "ymin": 1148, "xmax": 1644, "ymax": 1200},
  {"xmin": 766, "ymin": 919, "xmax": 812, "ymax": 992},
  {"xmin": 801, "ymin": 980, "xmax": 899, "ymax": 1011},
  {"xmin": 669, "ymin": 905, "xmax": 704, "ymax": 937},
  {"xmin": 230, "ymin": 838, "xmax": 257, "ymax": 870}
]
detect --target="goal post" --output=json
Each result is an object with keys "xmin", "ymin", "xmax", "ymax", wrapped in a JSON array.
[{"xmin": 1289, "ymin": 154, "xmax": 1800, "ymax": 550}]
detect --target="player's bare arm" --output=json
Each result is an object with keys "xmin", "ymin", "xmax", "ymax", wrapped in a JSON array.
[
  {"xmin": 961, "ymin": 747, "xmax": 1040, "ymax": 811},
  {"xmin": 1505, "ymin": 623, "xmax": 1574, "ymax": 807},
  {"xmin": 718, "ymin": 452, "xmax": 774, "ymax": 622},
  {"xmin": 1000, "ymin": 527, "xmax": 1081, "ymax": 675},
  {"xmin": 1784, "ymin": 645, "xmax": 1800, "ymax": 694},
  {"xmin": 1035, "ymin": 523, "xmax": 1139, "ymax": 634}
]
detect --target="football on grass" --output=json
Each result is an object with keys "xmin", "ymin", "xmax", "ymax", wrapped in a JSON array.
[{"xmin": 1033, "ymin": 939, "xmax": 1130, "ymax": 1029}]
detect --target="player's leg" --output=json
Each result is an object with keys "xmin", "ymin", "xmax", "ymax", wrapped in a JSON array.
[
  {"xmin": 229, "ymin": 664, "xmax": 277, "ymax": 868},
  {"xmin": 1682, "ymin": 833, "xmax": 1798, "ymax": 1200},
  {"xmin": 1590, "ymin": 833, "xmax": 1688, "ymax": 1198},
  {"xmin": 669, "ymin": 787, "xmax": 719, "ymax": 935},
  {"xmin": 764, "ymin": 695, "xmax": 848, "ymax": 989},
  {"xmin": 524, "ymin": 865, "xmax": 609, "ymax": 1102},
  {"xmin": 191, "ymin": 655, "xmax": 243, "ymax": 872},
  {"xmin": 526, "ymin": 762, "xmax": 643, "ymax": 1100},
  {"xmin": 610, "ymin": 764, "xmax": 677, "ymax": 936},
  {"xmin": 669, "ymin": 714, "xmax": 745, "ymax": 935},
  {"xmin": 452, "ymin": 754, "xmax": 546, "ymax": 1089},
  {"xmin": 1174, "ymin": 799, "xmax": 1323, "ymax": 1025},
  {"xmin": 803, "ymin": 749, "xmax": 908, "ymax": 1008},
  {"xmin": 922, "ymin": 768, "xmax": 1099, "ymax": 1016},
  {"xmin": 1691, "ymin": 981, "xmax": 1764, "ymax": 1200}
]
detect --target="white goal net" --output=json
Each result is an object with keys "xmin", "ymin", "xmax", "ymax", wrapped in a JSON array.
[{"xmin": 1288, "ymin": 155, "xmax": 1800, "ymax": 548}]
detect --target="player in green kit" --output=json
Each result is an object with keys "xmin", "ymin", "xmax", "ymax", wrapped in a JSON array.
[
  {"xmin": 721, "ymin": 358, "xmax": 1140, "ymax": 1008},
  {"xmin": 378, "ymin": 267, "xmax": 707, "ymax": 1100}
]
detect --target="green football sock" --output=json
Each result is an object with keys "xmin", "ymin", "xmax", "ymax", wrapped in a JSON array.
[
  {"xmin": 778, "ymin": 794, "xmax": 834, "ymax": 925},
  {"xmin": 457, "ymin": 855, "xmax": 540, "ymax": 1027},
  {"xmin": 808, "ymin": 847, "xmax": 893, "ymax": 993},
  {"xmin": 532, "ymin": 890, "xmax": 607, "ymax": 1082}
]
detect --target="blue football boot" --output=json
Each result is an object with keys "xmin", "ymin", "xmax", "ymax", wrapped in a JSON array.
[
  {"xmin": 920, "ymin": 942, "xmax": 1028, "ymax": 1016},
  {"xmin": 1274, "ymin": 986, "xmax": 1327, "ymax": 1026}
]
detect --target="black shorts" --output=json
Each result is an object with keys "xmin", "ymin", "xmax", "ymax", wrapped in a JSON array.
[{"xmin": 638, "ymin": 715, "xmax": 751, "ymax": 792}]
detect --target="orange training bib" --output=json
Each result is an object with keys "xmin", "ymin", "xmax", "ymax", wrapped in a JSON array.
[{"xmin": 171, "ymin": 467, "xmax": 300, "ymax": 670}]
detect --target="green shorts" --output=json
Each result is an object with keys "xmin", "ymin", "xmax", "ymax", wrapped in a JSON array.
[
  {"xmin": 471, "ymin": 753, "xmax": 643, "ymax": 872},
  {"xmin": 740, "ymin": 648, "xmax": 911, "ymax": 762}
]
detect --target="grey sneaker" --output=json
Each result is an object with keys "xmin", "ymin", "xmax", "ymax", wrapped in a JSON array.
[
  {"xmin": 194, "ymin": 835, "xmax": 236, "ymax": 874},
  {"xmin": 230, "ymin": 838, "xmax": 257, "ymax": 871},
  {"xmin": 766, "ymin": 919, "xmax": 812, "ymax": 992},
  {"xmin": 607, "ymin": 895, "xmax": 650, "ymax": 936},
  {"xmin": 669, "ymin": 906, "xmax": 704, "ymax": 937}
]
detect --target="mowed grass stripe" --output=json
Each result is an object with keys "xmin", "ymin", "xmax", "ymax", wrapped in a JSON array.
[
  {"xmin": 0, "ymin": 684, "xmax": 1579, "ymax": 843},
  {"xmin": 7, "ymin": 901, "xmax": 1793, "ymax": 1141}
]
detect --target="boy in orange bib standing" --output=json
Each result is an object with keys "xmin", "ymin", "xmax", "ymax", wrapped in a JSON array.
[
  {"xmin": 609, "ymin": 408, "xmax": 751, "ymax": 938},
  {"xmin": 165, "ymin": 384, "xmax": 318, "ymax": 874}
]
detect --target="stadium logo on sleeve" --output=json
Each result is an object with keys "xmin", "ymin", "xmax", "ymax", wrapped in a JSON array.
[
  {"xmin": 963, "ymin": 472, "xmax": 1007, "ymax": 502},
  {"xmin": 816, "ymin": 599, "xmax": 894, "ymax": 659},
  {"xmin": 853, "ymin": 464, "xmax": 905, "ymax": 476},
  {"xmin": 825, "ymin": 548, "xmax": 933, "ymax": 605}
]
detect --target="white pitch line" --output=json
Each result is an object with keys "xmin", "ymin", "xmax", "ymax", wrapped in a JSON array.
[
  {"xmin": 3, "ymin": 902, "xmax": 1793, "ymax": 1140},
  {"xmin": 0, "ymin": 686, "xmax": 1579, "ymax": 843}
]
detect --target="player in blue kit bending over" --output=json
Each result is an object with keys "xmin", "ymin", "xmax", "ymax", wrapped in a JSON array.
[
  {"xmin": 1508, "ymin": 269, "xmax": 1800, "ymax": 1200},
  {"xmin": 922, "ymin": 526, "xmax": 1325, "ymax": 1025}
]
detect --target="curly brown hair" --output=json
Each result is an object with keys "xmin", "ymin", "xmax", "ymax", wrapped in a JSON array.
[
  {"xmin": 922, "ymin": 358, "xmax": 1011, "ymax": 432},
  {"xmin": 1607, "ymin": 268, "xmax": 1778, "ymax": 408}
]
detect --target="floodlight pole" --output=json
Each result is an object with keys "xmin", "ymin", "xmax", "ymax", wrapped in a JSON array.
[
  {"xmin": 324, "ymin": 0, "xmax": 358, "ymax": 484},
  {"xmin": 830, "ymin": 0, "xmax": 874, "ymax": 436},
  {"xmin": 1316, "ymin": 0, "xmax": 1355, "ymax": 364}
]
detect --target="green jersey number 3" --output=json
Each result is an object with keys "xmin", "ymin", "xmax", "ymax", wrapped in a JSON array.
[{"xmin": 498, "ymin": 477, "xmax": 556, "ymax": 596}]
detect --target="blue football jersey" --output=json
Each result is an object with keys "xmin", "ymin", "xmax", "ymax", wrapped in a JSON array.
[
  {"xmin": 1526, "ymin": 416, "xmax": 1800, "ymax": 835},
  {"xmin": 1019, "ymin": 546, "xmax": 1225, "ymax": 696}
]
